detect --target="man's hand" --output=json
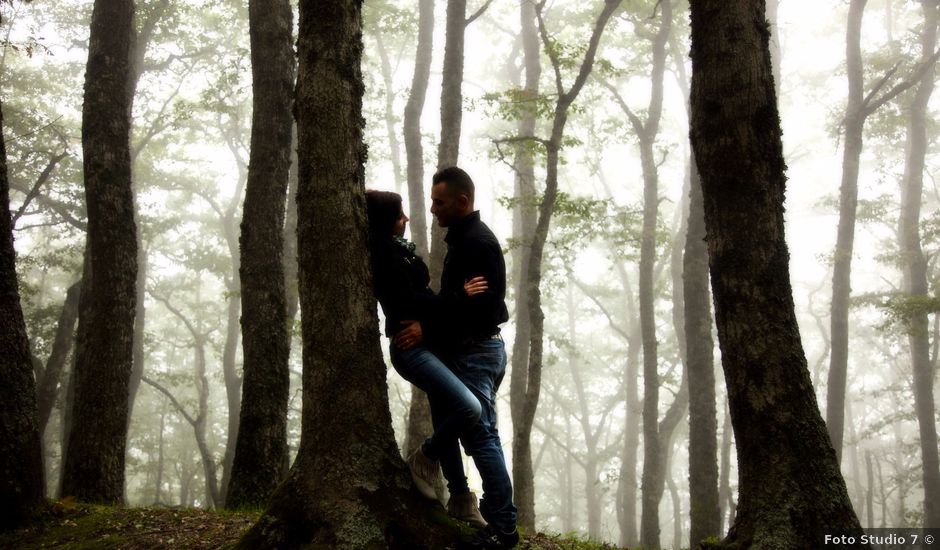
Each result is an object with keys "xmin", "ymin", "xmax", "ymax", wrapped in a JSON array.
[
  {"xmin": 393, "ymin": 320, "xmax": 423, "ymax": 350},
  {"xmin": 464, "ymin": 276, "xmax": 488, "ymax": 296}
]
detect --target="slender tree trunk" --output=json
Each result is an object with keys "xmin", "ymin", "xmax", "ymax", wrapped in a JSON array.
[
  {"xmin": 374, "ymin": 30, "xmax": 405, "ymax": 194},
  {"xmin": 400, "ymin": 0, "xmax": 441, "ymax": 497},
  {"xmin": 0, "ymin": 98, "xmax": 45, "ymax": 529},
  {"xmin": 220, "ymin": 254, "xmax": 241, "ymax": 502},
  {"xmin": 154, "ymin": 407, "xmax": 165, "ymax": 505},
  {"xmin": 238, "ymin": 2, "xmax": 459, "ymax": 545},
  {"xmin": 617, "ymin": 264, "xmax": 641, "ymax": 548},
  {"xmin": 685, "ymin": 153, "xmax": 720, "ymax": 548},
  {"xmin": 623, "ymin": 4, "xmax": 671, "ymax": 548},
  {"xmin": 62, "ymin": 0, "xmax": 138, "ymax": 504},
  {"xmin": 689, "ymin": 1, "xmax": 867, "ymax": 547},
  {"xmin": 865, "ymin": 451, "xmax": 875, "ymax": 528},
  {"xmin": 509, "ymin": 0, "xmax": 540, "ymax": 531},
  {"xmin": 898, "ymin": 0, "xmax": 940, "ymax": 528},
  {"xmin": 128, "ymin": 244, "xmax": 147, "ymax": 417},
  {"xmin": 428, "ymin": 0, "xmax": 468, "ymax": 287},
  {"xmin": 284, "ymin": 126, "xmax": 299, "ymax": 325},
  {"xmin": 517, "ymin": 3, "xmax": 623, "ymax": 536},
  {"xmin": 718, "ymin": 402, "xmax": 733, "ymax": 533},
  {"xmin": 402, "ymin": 0, "xmax": 433, "ymax": 259},
  {"xmin": 827, "ymin": 0, "xmax": 866, "ymax": 462},
  {"xmin": 227, "ymin": 0, "xmax": 294, "ymax": 509},
  {"xmin": 36, "ymin": 279, "xmax": 81, "ymax": 435}
]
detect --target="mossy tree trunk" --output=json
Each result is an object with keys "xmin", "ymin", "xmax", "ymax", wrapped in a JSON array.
[
  {"xmin": 61, "ymin": 0, "xmax": 138, "ymax": 505},
  {"xmin": 237, "ymin": 1, "xmax": 459, "ymax": 546},
  {"xmin": 0, "ymin": 98, "xmax": 45, "ymax": 530},
  {"xmin": 226, "ymin": 0, "xmax": 295, "ymax": 509},
  {"xmin": 689, "ymin": 1, "xmax": 867, "ymax": 547}
]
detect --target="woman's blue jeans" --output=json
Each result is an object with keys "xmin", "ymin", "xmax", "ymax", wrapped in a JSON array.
[{"xmin": 390, "ymin": 344, "xmax": 482, "ymax": 495}]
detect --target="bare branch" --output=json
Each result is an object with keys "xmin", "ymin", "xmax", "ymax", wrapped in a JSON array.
[
  {"xmin": 465, "ymin": 0, "xmax": 495, "ymax": 26},
  {"xmin": 861, "ymin": 48, "xmax": 940, "ymax": 117},
  {"xmin": 142, "ymin": 376, "xmax": 197, "ymax": 426},
  {"xmin": 11, "ymin": 150, "xmax": 68, "ymax": 228}
]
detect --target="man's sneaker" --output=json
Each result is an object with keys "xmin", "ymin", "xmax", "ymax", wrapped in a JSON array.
[
  {"xmin": 406, "ymin": 448, "xmax": 439, "ymax": 500},
  {"xmin": 459, "ymin": 524, "xmax": 520, "ymax": 549},
  {"xmin": 446, "ymin": 491, "xmax": 487, "ymax": 529}
]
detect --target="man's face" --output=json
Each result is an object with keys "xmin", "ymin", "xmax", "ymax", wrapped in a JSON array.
[{"xmin": 430, "ymin": 182, "xmax": 464, "ymax": 227}]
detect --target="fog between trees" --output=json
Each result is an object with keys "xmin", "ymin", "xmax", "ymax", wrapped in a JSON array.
[{"xmin": 1, "ymin": 0, "xmax": 938, "ymax": 547}]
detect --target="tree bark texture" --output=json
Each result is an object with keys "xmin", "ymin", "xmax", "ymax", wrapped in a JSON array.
[
  {"xmin": 898, "ymin": 0, "xmax": 940, "ymax": 528},
  {"xmin": 509, "ymin": 0, "xmax": 540, "ymax": 531},
  {"xmin": 227, "ymin": 0, "xmax": 295, "ymax": 509},
  {"xmin": 685, "ymin": 156, "xmax": 721, "ymax": 547},
  {"xmin": 827, "ymin": 0, "xmax": 866, "ymax": 463},
  {"xmin": 0, "ymin": 99, "xmax": 45, "ymax": 530},
  {"xmin": 61, "ymin": 0, "xmax": 138, "ymax": 505},
  {"xmin": 689, "ymin": 1, "xmax": 867, "ymax": 547},
  {"xmin": 238, "ymin": 1, "xmax": 458, "ymax": 546}
]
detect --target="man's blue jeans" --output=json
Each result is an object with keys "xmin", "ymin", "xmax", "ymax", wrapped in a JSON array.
[
  {"xmin": 450, "ymin": 337, "xmax": 517, "ymax": 531},
  {"xmin": 390, "ymin": 345, "xmax": 481, "ymax": 495}
]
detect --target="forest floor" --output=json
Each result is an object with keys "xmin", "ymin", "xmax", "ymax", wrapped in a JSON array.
[{"xmin": 0, "ymin": 501, "xmax": 623, "ymax": 549}]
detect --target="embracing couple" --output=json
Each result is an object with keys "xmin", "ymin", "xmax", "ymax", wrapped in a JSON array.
[{"xmin": 366, "ymin": 167, "xmax": 519, "ymax": 550}]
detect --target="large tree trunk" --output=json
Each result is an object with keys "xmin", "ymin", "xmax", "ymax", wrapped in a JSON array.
[
  {"xmin": 508, "ymin": 0, "xmax": 540, "ymax": 531},
  {"xmin": 898, "ymin": 0, "xmax": 940, "ymax": 528},
  {"xmin": 61, "ymin": 0, "xmax": 138, "ymax": 504},
  {"xmin": 226, "ymin": 0, "xmax": 294, "ymax": 509},
  {"xmin": 827, "ymin": 0, "xmax": 866, "ymax": 463},
  {"xmin": 238, "ymin": 1, "xmax": 458, "ymax": 546},
  {"xmin": 689, "ymin": 1, "xmax": 866, "ymax": 547},
  {"xmin": 0, "ymin": 98, "xmax": 45, "ymax": 530}
]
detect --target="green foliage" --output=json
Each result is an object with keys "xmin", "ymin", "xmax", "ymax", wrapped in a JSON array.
[{"xmin": 852, "ymin": 291, "xmax": 940, "ymax": 332}]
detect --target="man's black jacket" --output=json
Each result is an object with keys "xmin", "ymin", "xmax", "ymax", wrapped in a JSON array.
[{"xmin": 438, "ymin": 211, "xmax": 509, "ymax": 350}]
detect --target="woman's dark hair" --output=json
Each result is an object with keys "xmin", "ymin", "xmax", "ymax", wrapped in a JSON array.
[{"xmin": 365, "ymin": 190, "xmax": 403, "ymax": 238}]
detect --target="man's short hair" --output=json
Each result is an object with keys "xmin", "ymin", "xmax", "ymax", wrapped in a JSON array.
[{"xmin": 432, "ymin": 166, "xmax": 475, "ymax": 204}]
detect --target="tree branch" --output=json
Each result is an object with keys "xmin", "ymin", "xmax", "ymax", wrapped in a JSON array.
[
  {"xmin": 142, "ymin": 376, "xmax": 197, "ymax": 426},
  {"xmin": 11, "ymin": 150, "xmax": 68, "ymax": 228},
  {"xmin": 465, "ymin": 0, "xmax": 494, "ymax": 26}
]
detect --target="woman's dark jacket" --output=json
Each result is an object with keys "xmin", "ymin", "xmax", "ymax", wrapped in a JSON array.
[{"xmin": 370, "ymin": 235, "xmax": 439, "ymax": 341}]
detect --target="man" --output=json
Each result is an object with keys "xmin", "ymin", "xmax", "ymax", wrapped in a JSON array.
[{"xmin": 396, "ymin": 166, "xmax": 519, "ymax": 549}]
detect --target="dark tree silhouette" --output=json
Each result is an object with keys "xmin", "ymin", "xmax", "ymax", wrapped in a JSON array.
[
  {"xmin": 237, "ymin": 0, "xmax": 459, "ymax": 546},
  {"xmin": 689, "ymin": 0, "xmax": 867, "ymax": 547},
  {"xmin": 0, "ymin": 99, "xmax": 45, "ymax": 530},
  {"xmin": 61, "ymin": 0, "xmax": 138, "ymax": 504},
  {"xmin": 226, "ymin": 0, "xmax": 295, "ymax": 509}
]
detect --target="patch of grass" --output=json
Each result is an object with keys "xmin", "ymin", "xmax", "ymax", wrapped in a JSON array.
[{"xmin": 0, "ymin": 500, "xmax": 259, "ymax": 549}]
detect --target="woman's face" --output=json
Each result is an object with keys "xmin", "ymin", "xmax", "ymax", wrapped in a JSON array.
[{"xmin": 393, "ymin": 209, "xmax": 409, "ymax": 237}]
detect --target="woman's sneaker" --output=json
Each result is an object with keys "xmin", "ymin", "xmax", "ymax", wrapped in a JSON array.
[
  {"xmin": 406, "ymin": 448, "xmax": 439, "ymax": 500},
  {"xmin": 446, "ymin": 491, "xmax": 487, "ymax": 529},
  {"xmin": 459, "ymin": 524, "xmax": 519, "ymax": 549}
]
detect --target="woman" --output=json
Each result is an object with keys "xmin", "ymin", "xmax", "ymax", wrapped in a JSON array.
[{"xmin": 365, "ymin": 190, "xmax": 487, "ymax": 528}]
